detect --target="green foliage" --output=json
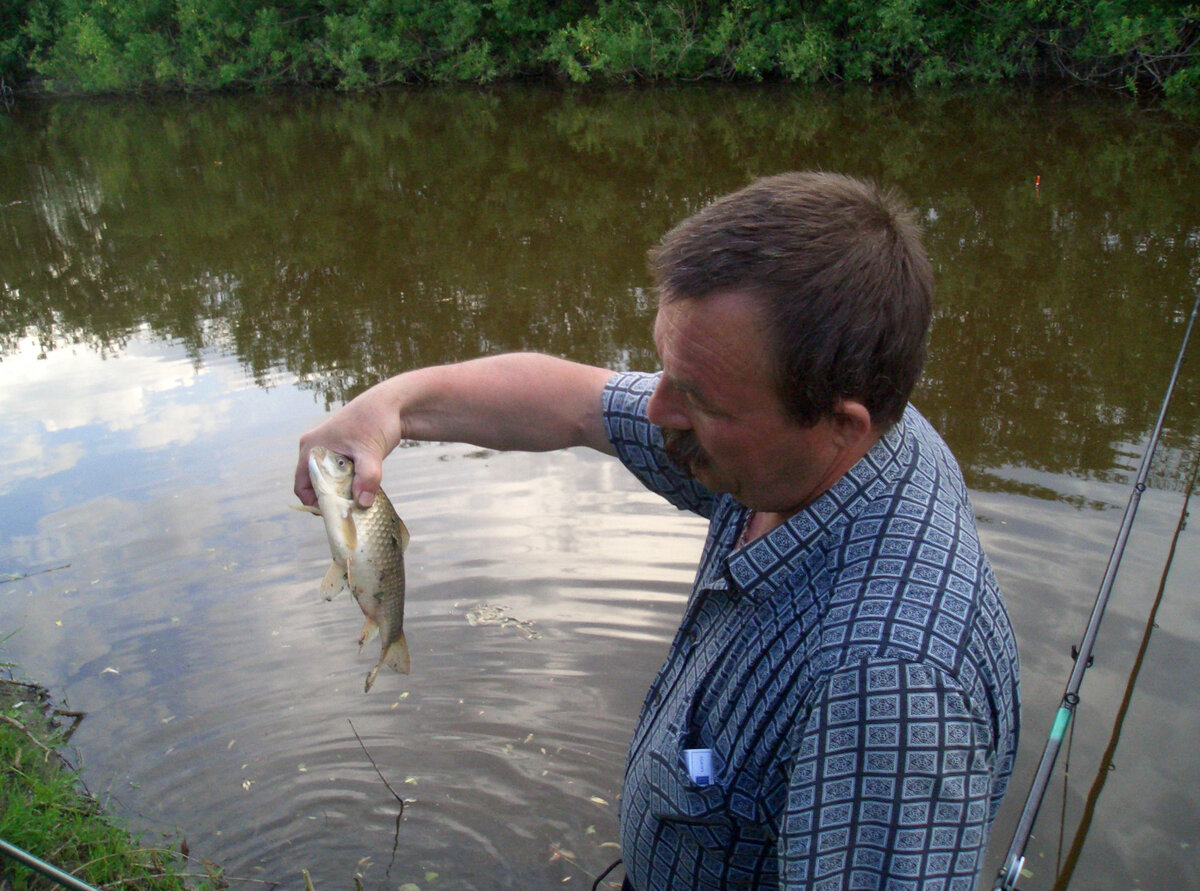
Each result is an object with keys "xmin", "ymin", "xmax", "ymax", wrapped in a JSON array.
[
  {"xmin": 319, "ymin": 0, "xmax": 509, "ymax": 87},
  {"xmin": 0, "ymin": 0, "xmax": 35, "ymax": 84},
  {"xmin": 1, "ymin": 677, "xmax": 215, "ymax": 889},
  {"xmin": 1, "ymin": 0, "xmax": 1196, "ymax": 102}
]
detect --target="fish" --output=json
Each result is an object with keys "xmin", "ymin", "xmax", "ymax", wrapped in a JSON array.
[{"xmin": 301, "ymin": 446, "xmax": 411, "ymax": 692}]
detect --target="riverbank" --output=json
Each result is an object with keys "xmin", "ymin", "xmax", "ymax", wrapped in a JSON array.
[{"xmin": 0, "ymin": 669, "xmax": 220, "ymax": 890}]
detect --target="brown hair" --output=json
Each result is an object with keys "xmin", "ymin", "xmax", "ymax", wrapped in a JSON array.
[{"xmin": 648, "ymin": 171, "xmax": 933, "ymax": 429}]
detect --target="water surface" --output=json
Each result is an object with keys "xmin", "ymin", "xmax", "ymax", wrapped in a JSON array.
[{"xmin": 1, "ymin": 85, "xmax": 1199, "ymax": 889}]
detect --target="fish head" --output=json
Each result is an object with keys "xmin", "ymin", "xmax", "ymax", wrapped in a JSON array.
[{"xmin": 307, "ymin": 446, "xmax": 355, "ymax": 502}]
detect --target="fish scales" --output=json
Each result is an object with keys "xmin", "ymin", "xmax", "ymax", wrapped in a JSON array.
[{"xmin": 354, "ymin": 490, "xmax": 407, "ymax": 646}]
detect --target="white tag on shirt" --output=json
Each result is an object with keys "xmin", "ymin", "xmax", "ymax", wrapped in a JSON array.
[{"xmin": 685, "ymin": 748, "xmax": 714, "ymax": 786}]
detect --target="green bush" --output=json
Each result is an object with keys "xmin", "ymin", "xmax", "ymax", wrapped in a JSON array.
[{"xmin": 0, "ymin": 0, "xmax": 1195, "ymax": 102}]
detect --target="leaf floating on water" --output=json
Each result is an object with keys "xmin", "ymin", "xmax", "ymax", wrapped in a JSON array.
[
  {"xmin": 101, "ymin": 666, "xmax": 119, "ymax": 675},
  {"xmin": 398, "ymin": 884, "xmax": 421, "ymax": 891},
  {"xmin": 227, "ymin": 739, "xmax": 236, "ymax": 749},
  {"xmin": 404, "ymin": 776, "xmax": 419, "ymax": 785},
  {"xmin": 242, "ymin": 779, "xmax": 253, "ymax": 791},
  {"xmin": 589, "ymin": 796, "xmax": 609, "ymax": 807},
  {"xmin": 425, "ymin": 873, "xmax": 439, "ymax": 883}
]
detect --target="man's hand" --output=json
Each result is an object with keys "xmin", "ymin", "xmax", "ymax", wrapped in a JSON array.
[{"xmin": 294, "ymin": 389, "xmax": 400, "ymax": 509}]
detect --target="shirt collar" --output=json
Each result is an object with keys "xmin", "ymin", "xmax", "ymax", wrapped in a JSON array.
[{"xmin": 719, "ymin": 415, "xmax": 912, "ymax": 600}]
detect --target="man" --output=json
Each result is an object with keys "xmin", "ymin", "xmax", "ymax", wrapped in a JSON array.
[{"xmin": 295, "ymin": 172, "xmax": 1020, "ymax": 890}]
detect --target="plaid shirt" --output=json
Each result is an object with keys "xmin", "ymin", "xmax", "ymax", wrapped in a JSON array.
[{"xmin": 603, "ymin": 371, "xmax": 1020, "ymax": 891}]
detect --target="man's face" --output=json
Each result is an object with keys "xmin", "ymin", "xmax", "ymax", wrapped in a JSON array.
[{"xmin": 647, "ymin": 291, "xmax": 847, "ymax": 515}]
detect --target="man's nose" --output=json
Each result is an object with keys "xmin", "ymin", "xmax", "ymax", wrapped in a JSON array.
[{"xmin": 647, "ymin": 377, "xmax": 689, "ymax": 429}]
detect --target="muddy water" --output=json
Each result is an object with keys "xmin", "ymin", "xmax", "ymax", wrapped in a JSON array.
[{"xmin": 1, "ymin": 85, "xmax": 1199, "ymax": 889}]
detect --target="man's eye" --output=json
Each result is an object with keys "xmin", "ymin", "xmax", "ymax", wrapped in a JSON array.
[{"xmin": 685, "ymin": 392, "xmax": 720, "ymax": 416}]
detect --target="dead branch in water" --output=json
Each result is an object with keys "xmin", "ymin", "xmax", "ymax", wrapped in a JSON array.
[
  {"xmin": 347, "ymin": 718, "xmax": 406, "ymax": 815},
  {"xmin": 0, "ymin": 713, "xmax": 55, "ymax": 760}
]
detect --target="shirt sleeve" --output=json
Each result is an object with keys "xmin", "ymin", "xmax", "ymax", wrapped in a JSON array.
[
  {"xmin": 780, "ymin": 658, "xmax": 999, "ymax": 890},
  {"xmin": 603, "ymin": 370, "xmax": 717, "ymax": 518}
]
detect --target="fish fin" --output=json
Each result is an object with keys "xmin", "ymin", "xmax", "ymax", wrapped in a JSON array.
[
  {"xmin": 383, "ymin": 630, "xmax": 411, "ymax": 675},
  {"xmin": 365, "ymin": 631, "xmax": 411, "ymax": 692},
  {"xmin": 341, "ymin": 515, "xmax": 357, "ymax": 553},
  {"xmin": 292, "ymin": 504, "xmax": 322, "ymax": 516},
  {"xmin": 396, "ymin": 516, "xmax": 410, "ymax": 551},
  {"xmin": 320, "ymin": 562, "xmax": 348, "ymax": 600},
  {"xmin": 358, "ymin": 617, "xmax": 378, "ymax": 648}
]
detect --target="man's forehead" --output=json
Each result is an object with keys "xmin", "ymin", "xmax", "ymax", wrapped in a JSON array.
[
  {"xmin": 653, "ymin": 294, "xmax": 768, "ymax": 361},
  {"xmin": 650, "ymin": 301, "xmax": 690, "ymax": 363}
]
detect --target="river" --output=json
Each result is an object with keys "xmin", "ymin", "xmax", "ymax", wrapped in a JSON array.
[{"xmin": 1, "ymin": 84, "xmax": 1198, "ymax": 889}]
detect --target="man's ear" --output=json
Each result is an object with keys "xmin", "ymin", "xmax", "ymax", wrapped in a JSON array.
[{"xmin": 830, "ymin": 399, "xmax": 874, "ymax": 450}]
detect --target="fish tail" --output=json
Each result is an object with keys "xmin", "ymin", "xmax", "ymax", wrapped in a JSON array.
[
  {"xmin": 384, "ymin": 630, "xmax": 411, "ymax": 675},
  {"xmin": 363, "ymin": 631, "xmax": 411, "ymax": 693}
]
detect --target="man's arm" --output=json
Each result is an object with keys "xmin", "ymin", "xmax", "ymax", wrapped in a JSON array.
[{"xmin": 294, "ymin": 353, "xmax": 617, "ymax": 508}]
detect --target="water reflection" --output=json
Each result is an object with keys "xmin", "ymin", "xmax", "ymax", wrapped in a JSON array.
[
  {"xmin": 1, "ymin": 86, "xmax": 1199, "ymax": 890},
  {"xmin": 2, "ymin": 86, "xmax": 1198, "ymax": 483}
]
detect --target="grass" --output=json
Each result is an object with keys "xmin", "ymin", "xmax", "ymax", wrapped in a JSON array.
[{"xmin": 0, "ymin": 665, "xmax": 225, "ymax": 891}]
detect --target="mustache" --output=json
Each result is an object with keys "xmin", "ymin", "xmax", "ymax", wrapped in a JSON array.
[{"xmin": 660, "ymin": 427, "xmax": 706, "ymax": 476}]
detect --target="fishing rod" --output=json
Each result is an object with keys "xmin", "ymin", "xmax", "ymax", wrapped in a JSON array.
[
  {"xmin": 1052, "ymin": 439, "xmax": 1200, "ymax": 890},
  {"xmin": 0, "ymin": 836, "xmax": 103, "ymax": 891},
  {"xmin": 993, "ymin": 285, "xmax": 1200, "ymax": 891}
]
